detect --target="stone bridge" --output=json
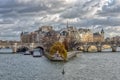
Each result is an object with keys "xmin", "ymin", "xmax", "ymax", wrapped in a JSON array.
[
  {"xmin": 0, "ymin": 42, "xmax": 44, "ymax": 53},
  {"xmin": 75, "ymin": 41, "xmax": 120, "ymax": 52},
  {"xmin": 0, "ymin": 41, "xmax": 120, "ymax": 53}
]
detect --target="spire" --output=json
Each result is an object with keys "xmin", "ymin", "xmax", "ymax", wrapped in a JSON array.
[
  {"xmin": 20, "ymin": 31, "xmax": 23, "ymax": 36},
  {"xmin": 101, "ymin": 28, "xmax": 104, "ymax": 34},
  {"xmin": 66, "ymin": 21, "xmax": 69, "ymax": 28}
]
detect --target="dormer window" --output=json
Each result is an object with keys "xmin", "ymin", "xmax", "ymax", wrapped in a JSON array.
[
  {"xmin": 46, "ymin": 32, "xmax": 51, "ymax": 36},
  {"xmin": 61, "ymin": 31, "xmax": 68, "ymax": 36}
]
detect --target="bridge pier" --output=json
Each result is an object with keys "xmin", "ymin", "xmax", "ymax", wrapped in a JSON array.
[
  {"xmin": 30, "ymin": 43, "xmax": 35, "ymax": 51},
  {"xmin": 83, "ymin": 44, "xmax": 89, "ymax": 52},
  {"xmin": 97, "ymin": 46, "xmax": 102, "ymax": 52},
  {"xmin": 111, "ymin": 44, "xmax": 117, "ymax": 52},
  {"xmin": 12, "ymin": 43, "xmax": 17, "ymax": 53},
  {"xmin": 97, "ymin": 44, "xmax": 102, "ymax": 52}
]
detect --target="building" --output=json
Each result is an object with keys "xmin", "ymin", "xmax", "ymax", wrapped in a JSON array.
[
  {"xmin": 59, "ymin": 26, "xmax": 78, "ymax": 42},
  {"xmin": 20, "ymin": 25, "xmax": 105, "ymax": 51},
  {"xmin": 20, "ymin": 31, "xmax": 38, "ymax": 43},
  {"xmin": 105, "ymin": 37, "xmax": 111, "ymax": 42},
  {"xmin": 29, "ymin": 32, "xmax": 37, "ymax": 43},
  {"xmin": 111, "ymin": 36, "xmax": 120, "ymax": 42},
  {"xmin": 93, "ymin": 29, "xmax": 104, "ymax": 42},
  {"xmin": 58, "ymin": 26, "xmax": 75, "ymax": 50},
  {"xmin": 36, "ymin": 26, "xmax": 56, "ymax": 43},
  {"xmin": 78, "ymin": 29, "xmax": 93, "ymax": 42},
  {"xmin": 20, "ymin": 32, "xmax": 30, "ymax": 43},
  {"xmin": 59, "ymin": 27, "xmax": 105, "ymax": 49},
  {"xmin": 20, "ymin": 26, "xmax": 54, "ymax": 44}
]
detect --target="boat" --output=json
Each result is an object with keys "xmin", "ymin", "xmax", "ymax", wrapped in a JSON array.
[{"xmin": 44, "ymin": 51, "xmax": 77, "ymax": 61}]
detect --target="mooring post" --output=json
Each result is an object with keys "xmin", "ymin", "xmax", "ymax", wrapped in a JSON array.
[
  {"xmin": 83, "ymin": 44, "xmax": 88, "ymax": 52},
  {"xmin": 111, "ymin": 44, "xmax": 117, "ymax": 52},
  {"xmin": 97, "ymin": 43, "xmax": 102, "ymax": 52}
]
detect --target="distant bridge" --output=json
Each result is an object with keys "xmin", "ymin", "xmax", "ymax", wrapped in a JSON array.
[{"xmin": 75, "ymin": 41, "xmax": 120, "ymax": 52}]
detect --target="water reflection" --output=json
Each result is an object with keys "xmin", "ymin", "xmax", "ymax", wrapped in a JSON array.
[
  {"xmin": 0, "ymin": 48, "xmax": 12, "ymax": 53},
  {"xmin": 103, "ymin": 47, "xmax": 120, "ymax": 52}
]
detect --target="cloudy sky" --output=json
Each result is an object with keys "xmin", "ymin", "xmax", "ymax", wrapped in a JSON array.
[{"xmin": 0, "ymin": 0, "xmax": 120, "ymax": 40}]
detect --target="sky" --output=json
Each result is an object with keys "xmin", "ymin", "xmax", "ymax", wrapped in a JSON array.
[{"xmin": 0, "ymin": 0, "xmax": 120, "ymax": 40}]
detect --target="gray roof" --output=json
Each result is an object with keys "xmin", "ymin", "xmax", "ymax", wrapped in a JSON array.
[
  {"xmin": 93, "ymin": 32, "xmax": 101, "ymax": 36},
  {"xmin": 21, "ymin": 32, "xmax": 29, "ymax": 35}
]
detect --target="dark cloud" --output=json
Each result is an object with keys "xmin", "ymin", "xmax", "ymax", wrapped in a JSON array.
[
  {"xmin": 98, "ymin": 5, "xmax": 120, "ymax": 16},
  {"xmin": 79, "ymin": 17, "xmax": 120, "ymax": 26},
  {"xmin": 97, "ymin": 0, "xmax": 120, "ymax": 17}
]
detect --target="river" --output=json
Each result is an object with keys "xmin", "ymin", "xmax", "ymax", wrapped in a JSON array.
[{"xmin": 0, "ymin": 48, "xmax": 120, "ymax": 80}]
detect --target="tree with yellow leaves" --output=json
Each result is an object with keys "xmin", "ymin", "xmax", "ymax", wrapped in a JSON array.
[{"xmin": 50, "ymin": 42, "xmax": 67, "ymax": 60}]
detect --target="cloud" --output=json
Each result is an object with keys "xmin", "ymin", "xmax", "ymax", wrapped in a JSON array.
[{"xmin": 0, "ymin": 0, "xmax": 120, "ymax": 40}]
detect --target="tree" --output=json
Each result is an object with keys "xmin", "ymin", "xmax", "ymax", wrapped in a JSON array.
[{"xmin": 50, "ymin": 42, "xmax": 67, "ymax": 60}]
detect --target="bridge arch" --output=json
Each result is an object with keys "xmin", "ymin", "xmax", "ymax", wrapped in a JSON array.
[
  {"xmin": 17, "ymin": 46, "xmax": 29, "ymax": 52},
  {"xmin": 35, "ymin": 46, "xmax": 44, "ymax": 50},
  {"xmin": 87, "ymin": 45, "xmax": 97, "ymax": 52},
  {"xmin": 76, "ymin": 46, "xmax": 83, "ymax": 51},
  {"xmin": 102, "ymin": 44, "xmax": 111, "ymax": 49},
  {"xmin": 34, "ymin": 46, "xmax": 45, "ymax": 54}
]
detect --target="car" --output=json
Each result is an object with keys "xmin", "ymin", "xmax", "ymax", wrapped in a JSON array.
[{"xmin": 32, "ymin": 49, "xmax": 43, "ymax": 57}]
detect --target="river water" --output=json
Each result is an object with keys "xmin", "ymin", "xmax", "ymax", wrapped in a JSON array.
[{"xmin": 0, "ymin": 48, "xmax": 120, "ymax": 80}]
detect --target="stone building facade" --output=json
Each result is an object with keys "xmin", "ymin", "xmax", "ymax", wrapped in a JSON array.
[
  {"xmin": 20, "ymin": 32, "xmax": 30, "ymax": 43},
  {"xmin": 93, "ymin": 29, "xmax": 104, "ymax": 42},
  {"xmin": 20, "ymin": 25, "xmax": 60, "ymax": 50},
  {"xmin": 20, "ymin": 32, "xmax": 38, "ymax": 43},
  {"xmin": 78, "ymin": 28, "xmax": 104, "ymax": 43},
  {"xmin": 79, "ymin": 29, "xmax": 93, "ymax": 42}
]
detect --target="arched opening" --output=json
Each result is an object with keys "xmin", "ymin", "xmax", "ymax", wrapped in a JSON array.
[
  {"xmin": 102, "ymin": 45, "xmax": 111, "ymax": 52},
  {"xmin": 76, "ymin": 46, "xmax": 83, "ymax": 51},
  {"xmin": 17, "ymin": 46, "xmax": 29, "ymax": 52},
  {"xmin": 34, "ymin": 46, "xmax": 44, "ymax": 55},
  {"xmin": 102, "ymin": 45, "xmax": 111, "ymax": 49},
  {"xmin": 87, "ymin": 45, "xmax": 97, "ymax": 52},
  {"xmin": 35, "ymin": 46, "xmax": 44, "ymax": 50}
]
